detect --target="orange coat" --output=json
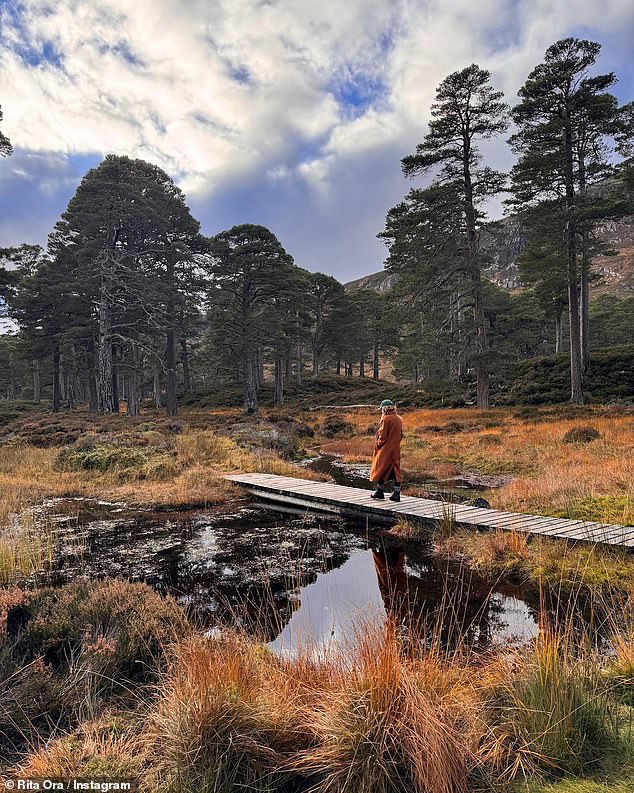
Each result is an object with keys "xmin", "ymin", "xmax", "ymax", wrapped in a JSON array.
[{"xmin": 369, "ymin": 411, "xmax": 403, "ymax": 483}]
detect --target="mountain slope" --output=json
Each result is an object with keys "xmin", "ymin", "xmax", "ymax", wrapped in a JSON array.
[{"xmin": 347, "ymin": 213, "xmax": 634, "ymax": 295}]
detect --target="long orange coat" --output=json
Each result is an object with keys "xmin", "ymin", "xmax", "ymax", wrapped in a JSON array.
[{"xmin": 369, "ymin": 410, "xmax": 403, "ymax": 483}]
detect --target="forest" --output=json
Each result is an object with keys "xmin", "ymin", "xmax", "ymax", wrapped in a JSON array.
[{"xmin": 1, "ymin": 38, "xmax": 633, "ymax": 416}]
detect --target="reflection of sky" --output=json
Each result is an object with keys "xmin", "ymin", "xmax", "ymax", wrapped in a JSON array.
[
  {"xmin": 490, "ymin": 593, "xmax": 539, "ymax": 645},
  {"xmin": 269, "ymin": 549, "xmax": 386, "ymax": 659}
]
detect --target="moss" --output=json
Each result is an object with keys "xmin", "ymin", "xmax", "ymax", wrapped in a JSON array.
[
  {"xmin": 554, "ymin": 495, "xmax": 633, "ymax": 526},
  {"xmin": 519, "ymin": 778, "xmax": 634, "ymax": 793}
]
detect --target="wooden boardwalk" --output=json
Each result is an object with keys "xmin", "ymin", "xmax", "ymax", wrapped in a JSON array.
[{"xmin": 227, "ymin": 473, "xmax": 634, "ymax": 548}]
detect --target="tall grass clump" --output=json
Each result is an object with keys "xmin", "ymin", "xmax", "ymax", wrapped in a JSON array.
[
  {"xmin": 0, "ymin": 517, "xmax": 54, "ymax": 585},
  {"xmin": 56, "ymin": 437, "xmax": 179, "ymax": 481},
  {"xmin": 291, "ymin": 620, "xmax": 475, "ymax": 793},
  {"xmin": 483, "ymin": 628, "xmax": 628, "ymax": 782},
  {"xmin": 144, "ymin": 633, "xmax": 298, "ymax": 793},
  {"xmin": 18, "ymin": 718, "xmax": 143, "ymax": 783}
]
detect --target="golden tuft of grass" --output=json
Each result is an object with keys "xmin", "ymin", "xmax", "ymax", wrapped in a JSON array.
[
  {"xmin": 19, "ymin": 719, "xmax": 143, "ymax": 781},
  {"xmin": 290, "ymin": 621, "xmax": 476, "ymax": 793},
  {"xmin": 143, "ymin": 633, "xmax": 296, "ymax": 793}
]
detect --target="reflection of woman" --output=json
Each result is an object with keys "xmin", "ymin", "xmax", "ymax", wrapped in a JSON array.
[
  {"xmin": 370, "ymin": 399, "xmax": 403, "ymax": 502},
  {"xmin": 372, "ymin": 546, "xmax": 409, "ymax": 624}
]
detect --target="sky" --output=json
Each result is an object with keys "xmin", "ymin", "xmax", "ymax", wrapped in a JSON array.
[{"xmin": 0, "ymin": 0, "xmax": 633, "ymax": 282}]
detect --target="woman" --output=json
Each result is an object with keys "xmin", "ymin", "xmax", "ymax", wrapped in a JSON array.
[{"xmin": 369, "ymin": 399, "xmax": 403, "ymax": 502}]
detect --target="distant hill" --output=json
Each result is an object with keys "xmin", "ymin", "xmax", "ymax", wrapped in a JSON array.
[{"xmin": 347, "ymin": 212, "xmax": 634, "ymax": 296}]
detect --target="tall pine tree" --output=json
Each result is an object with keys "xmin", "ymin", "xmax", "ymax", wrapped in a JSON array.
[
  {"xmin": 509, "ymin": 38, "xmax": 625, "ymax": 403},
  {"xmin": 401, "ymin": 65, "xmax": 509, "ymax": 407}
]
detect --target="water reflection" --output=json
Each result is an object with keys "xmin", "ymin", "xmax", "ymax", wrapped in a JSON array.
[
  {"xmin": 27, "ymin": 498, "xmax": 602, "ymax": 656},
  {"xmin": 271, "ymin": 543, "xmax": 540, "ymax": 658}
]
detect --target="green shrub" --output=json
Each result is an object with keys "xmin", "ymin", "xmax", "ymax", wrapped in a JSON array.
[
  {"xmin": 486, "ymin": 632, "xmax": 627, "ymax": 780},
  {"xmin": 321, "ymin": 415, "xmax": 355, "ymax": 438},
  {"xmin": 56, "ymin": 438, "xmax": 179, "ymax": 480},
  {"xmin": 3, "ymin": 579, "xmax": 189, "ymax": 682},
  {"xmin": 0, "ymin": 581, "xmax": 189, "ymax": 761},
  {"xmin": 501, "ymin": 346, "xmax": 634, "ymax": 406}
]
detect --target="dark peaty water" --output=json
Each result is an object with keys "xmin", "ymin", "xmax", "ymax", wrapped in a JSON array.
[{"xmin": 29, "ymin": 495, "xmax": 549, "ymax": 656}]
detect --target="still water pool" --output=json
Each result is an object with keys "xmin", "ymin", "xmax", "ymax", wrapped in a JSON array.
[{"xmin": 26, "ymin": 495, "xmax": 549, "ymax": 656}]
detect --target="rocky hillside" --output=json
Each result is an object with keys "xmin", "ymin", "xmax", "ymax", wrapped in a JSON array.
[{"xmin": 347, "ymin": 213, "xmax": 634, "ymax": 296}]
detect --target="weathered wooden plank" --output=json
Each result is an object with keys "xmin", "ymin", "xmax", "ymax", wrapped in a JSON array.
[{"xmin": 226, "ymin": 474, "xmax": 632, "ymax": 548}]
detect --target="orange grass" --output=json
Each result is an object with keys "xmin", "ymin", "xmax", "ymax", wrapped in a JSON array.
[
  {"xmin": 18, "ymin": 718, "xmax": 143, "ymax": 781},
  {"xmin": 0, "ymin": 426, "xmax": 323, "ymax": 533},
  {"xmin": 10, "ymin": 612, "xmax": 634, "ymax": 791}
]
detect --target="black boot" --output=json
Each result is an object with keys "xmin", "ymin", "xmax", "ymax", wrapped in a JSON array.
[
  {"xmin": 371, "ymin": 487, "xmax": 385, "ymax": 500},
  {"xmin": 389, "ymin": 486, "xmax": 401, "ymax": 503}
]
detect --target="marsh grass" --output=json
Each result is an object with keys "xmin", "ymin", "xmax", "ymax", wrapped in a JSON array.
[
  {"xmin": 482, "ymin": 626, "xmax": 632, "ymax": 782},
  {"xmin": 18, "ymin": 718, "xmax": 144, "ymax": 782},
  {"xmin": 0, "ymin": 513, "xmax": 55, "ymax": 586},
  {"xmin": 7, "ymin": 596, "xmax": 634, "ymax": 792},
  {"xmin": 144, "ymin": 633, "xmax": 297, "ymax": 793},
  {"xmin": 433, "ymin": 528, "xmax": 634, "ymax": 594},
  {"xmin": 0, "ymin": 424, "xmax": 324, "ymax": 536}
]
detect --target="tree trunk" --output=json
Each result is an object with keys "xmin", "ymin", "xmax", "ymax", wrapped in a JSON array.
[
  {"xmin": 153, "ymin": 358, "xmax": 162, "ymax": 409},
  {"xmin": 373, "ymin": 344, "xmax": 380, "ymax": 380},
  {"xmin": 243, "ymin": 346, "xmax": 258, "ymax": 413},
  {"xmin": 274, "ymin": 355, "xmax": 284, "ymax": 406},
  {"xmin": 578, "ymin": 149, "xmax": 591, "ymax": 373},
  {"xmin": 336, "ymin": 356, "xmax": 341, "ymax": 375},
  {"xmin": 562, "ymin": 116, "xmax": 584, "ymax": 404},
  {"xmin": 59, "ymin": 352, "xmax": 66, "ymax": 402},
  {"xmin": 97, "ymin": 267, "xmax": 116, "ymax": 412},
  {"xmin": 112, "ymin": 354, "xmax": 120, "ymax": 413},
  {"xmin": 33, "ymin": 359, "xmax": 41, "ymax": 402},
  {"xmin": 128, "ymin": 344, "xmax": 140, "ymax": 416},
  {"xmin": 359, "ymin": 357, "xmax": 365, "ymax": 377},
  {"xmin": 580, "ymin": 228, "xmax": 591, "ymax": 372},
  {"xmin": 52, "ymin": 346, "xmax": 61, "ymax": 413},
  {"xmin": 461, "ymin": 128, "xmax": 489, "ymax": 408},
  {"xmin": 568, "ymin": 280, "xmax": 584, "ymax": 403},
  {"xmin": 295, "ymin": 339, "xmax": 302, "ymax": 385},
  {"xmin": 555, "ymin": 312, "xmax": 563, "ymax": 354},
  {"xmin": 180, "ymin": 337, "xmax": 191, "ymax": 391},
  {"xmin": 85, "ymin": 339, "xmax": 98, "ymax": 412},
  {"xmin": 166, "ymin": 330, "xmax": 178, "ymax": 417}
]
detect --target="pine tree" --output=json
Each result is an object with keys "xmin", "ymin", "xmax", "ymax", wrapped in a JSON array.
[
  {"xmin": 207, "ymin": 224, "xmax": 296, "ymax": 413},
  {"xmin": 50, "ymin": 155, "xmax": 202, "ymax": 415},
  {"xmin": 401, "ymin": 65, "xmax": 509, "ymax": 407},
  {"xmin": 305, "ymin": 273, "xmax": 345, "ymax": 376},
  {"xmin": 509, "ymin": 38, "xmax": 625, "ymax": 403}
]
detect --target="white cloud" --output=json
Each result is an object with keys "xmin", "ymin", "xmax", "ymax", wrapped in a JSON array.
[{"xmin": 1, "ymin": 0, "xmax": 632, "ymax": 275}]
